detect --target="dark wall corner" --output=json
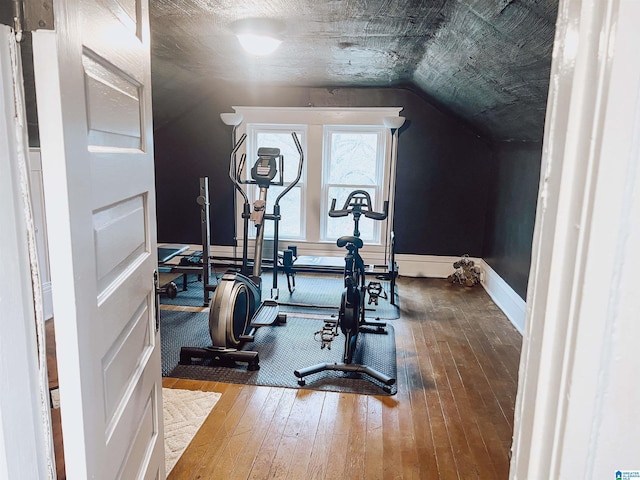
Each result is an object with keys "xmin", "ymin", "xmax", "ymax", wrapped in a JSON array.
[{"xmin": 482, "ymin": 141, "xmax": 543, "ymax": 299}]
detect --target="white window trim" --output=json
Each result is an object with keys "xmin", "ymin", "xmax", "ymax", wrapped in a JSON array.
[{"xmin": 232, "ymin": 106, "xmax": 402, "ymax": 264}]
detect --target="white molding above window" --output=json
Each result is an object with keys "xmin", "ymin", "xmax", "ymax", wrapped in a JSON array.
[{"xmin": 233, "ymin": 106, "xmax": 402, "ymax": 126}]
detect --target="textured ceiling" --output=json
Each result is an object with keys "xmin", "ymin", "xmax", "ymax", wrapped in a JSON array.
[{"xmin": 150, "ymin": 0, "xmax": 558, "ymax": 142}]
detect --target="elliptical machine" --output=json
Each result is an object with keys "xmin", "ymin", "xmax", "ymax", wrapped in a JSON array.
[{"xmin": 180, "ymin": 132, "xmax": 304, "ymax": 370}]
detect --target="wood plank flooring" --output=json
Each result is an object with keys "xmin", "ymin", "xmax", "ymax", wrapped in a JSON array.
[
  {"xmin": 46, "ymin": 318, "xmax": 66, "ymax": 480},
  {"xmin": 48, "ymin": 276, "xmax": 522, "ymax": 479},
  {"xmin": 163, "ymin": 276, "xmax": 521, "ymax": 479}
]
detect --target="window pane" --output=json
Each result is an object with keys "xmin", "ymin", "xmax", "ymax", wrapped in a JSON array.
[
  {"xmin": 253, "ymin": 185, "xmax": 301, "ymax": 238},
  {"xmin": 247, "ymin": 128, "xmax": 304, "ymax": 240},
  {"xmin": 326, "ymin": 186, "xmax": 376, "ymax": 241},
  {"xmin": 328, "ymin": 132, "xmax": 378, "ymax": 185},
  {"xmin": 256, "ymin": 132, "xmax": 303, "ymax": 183}
]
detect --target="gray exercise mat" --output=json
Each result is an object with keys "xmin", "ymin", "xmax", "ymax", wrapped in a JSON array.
[
  {"xmin": 276, "ymin": 273, "xmax": 399, "ymax": 319},
  {"xmin": 160, "ymin": 272, "xmax": 399, "ymax": 319},
  {"xmin": 160, "ymin": 309, "xmax": 397, "ymax": 396},
  {"xmin": 159, "ymin": 273, "xmax": 221, "ymax": 307}
]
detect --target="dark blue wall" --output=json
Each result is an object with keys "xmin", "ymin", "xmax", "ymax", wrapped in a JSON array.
[
  {"xmin": 153, "ymin": 84, "xmax": 493, "ymax": 257},
  {"xmin": 153, "ymin": 84, "xmax": 542, "ymax": 300},
  {"xmin": 482, "ymin": 142, "xmax": 542, "ymax": 299}
]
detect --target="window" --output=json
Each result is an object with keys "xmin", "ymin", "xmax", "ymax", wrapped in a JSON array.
[
  {"xmin": 233, "ymin": 106, "xmax": 402, "ymax": 256},
  {"xmin": 322, "ymin": 127, "xmax": 386, "ymax": 243},
  {"xmin": 246, "ymin": 125, "xmax": 306, "ymax": 240}
]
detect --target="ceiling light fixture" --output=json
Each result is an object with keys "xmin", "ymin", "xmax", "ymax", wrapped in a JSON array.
[{"xmin": 231, "ymin": 18, "xmax": 284, "ymax": 56}]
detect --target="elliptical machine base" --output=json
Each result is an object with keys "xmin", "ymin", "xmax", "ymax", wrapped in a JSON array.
[{"xmin": 179, "ymin": 272, "xmax": 286, "ymax": 371}]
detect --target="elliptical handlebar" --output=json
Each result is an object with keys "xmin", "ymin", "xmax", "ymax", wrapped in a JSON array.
[
  {"xmin": 229, "ymin": 133, "xmax": 248, "ymax": 203},
  {"xmin": 274, "ymin": 132, "xmax": 304, "ymax": 207},
  {"xmin": 328, "ymin": 189, "xmax": 388, "ymax": 220}
]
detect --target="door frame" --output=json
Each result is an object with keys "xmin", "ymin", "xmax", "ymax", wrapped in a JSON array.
[
  {"xmin": 510, "ymin": 0, "xmax": 640, "ymax": 477},
  {"xmin": 0, "ymin": 24, "xmax": 54, "ymax": 478},
  {"xmin": 3, "ymin": 0, "xmax": 640, "ymax": 476}
]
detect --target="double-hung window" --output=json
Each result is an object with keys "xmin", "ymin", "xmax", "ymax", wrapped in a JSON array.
[
  {"xmin": 233, "ymin": 106, "xmax": 402, "ymax": 256},
  {"xmin": 322, "ymin": 126, "xmax": 386, "ymax": 243},
  {"xmin": 246, "ymin": 125, "xmax": 306, "ymax": 240}
]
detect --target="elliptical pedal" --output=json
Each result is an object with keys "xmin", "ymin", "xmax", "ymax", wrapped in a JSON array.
[{"xmin": 250, "ymin": 299, "xmax": 286, "ymax": 327}]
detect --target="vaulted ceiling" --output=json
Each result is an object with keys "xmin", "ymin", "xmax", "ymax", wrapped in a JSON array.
[{"xmin": 150, "ymin": 0, "xmax": 558, "ymax": 142}]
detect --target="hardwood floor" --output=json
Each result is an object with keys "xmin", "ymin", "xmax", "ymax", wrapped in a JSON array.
[
  {"xmin": 164, "ymin": 277, "xmax": 522, "ymax": 480},
  {"xmin": 46, "ymin": 318, "xmax": 66, "ymax": 480},
  {"xmin": 48, "ymin": 276, "xmax": 521, "ymax": 479}
]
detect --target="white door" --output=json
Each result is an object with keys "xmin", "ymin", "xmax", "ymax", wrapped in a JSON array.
[{"xmin": 31, "ymin": 0, "xmax": 164, "ymax": 477}]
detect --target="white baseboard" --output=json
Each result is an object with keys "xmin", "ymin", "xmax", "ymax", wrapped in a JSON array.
[
  {"xmin": 396, "ymin": 254, "xmax": 478, "ymax": 278},
  {"xmin": 239, "ymin": 240, "xmax": 389, "ymax": 265},
  {"xmin": 478, "ymin": 260, "xmax": 526, "ymax": 334},
  {"xmin": 396, "ymin": 254, "xmax": 525, "ymax": 334},
  {"xmin": 195, "ymin": 243, "xmax": 527, "ymax": 333}
]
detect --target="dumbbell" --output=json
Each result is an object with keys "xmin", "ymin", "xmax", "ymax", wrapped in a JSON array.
[{"xmin": 156, "ymin": 281, "xmax": 178, "ymax": 299}]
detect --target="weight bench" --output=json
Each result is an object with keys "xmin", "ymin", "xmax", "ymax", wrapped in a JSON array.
[
  {"xmin": 157, "ymin": 244, "xmax": 191, "ymax": 293},
  {"xmin": 158, "ymin": 245, "xmax": 189, "ymax": 263}
]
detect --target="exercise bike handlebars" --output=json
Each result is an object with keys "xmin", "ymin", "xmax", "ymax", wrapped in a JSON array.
[
  {"xmin": 366, "ymin": 204, "xmax": 388, "ymax": 220},
  {"xmin": 328, "ymin": 190, "xmax": 389, "ymax": 220}
]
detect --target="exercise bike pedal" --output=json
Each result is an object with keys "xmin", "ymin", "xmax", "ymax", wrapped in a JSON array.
[{"xmin": 250, "ymin": 299, "xmax": 283, "ymax": 327}]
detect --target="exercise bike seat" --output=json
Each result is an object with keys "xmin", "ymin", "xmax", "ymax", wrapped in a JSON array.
[{"xmin": 337, "ymin": 235, "xmax": 363, "ymax": 249}]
